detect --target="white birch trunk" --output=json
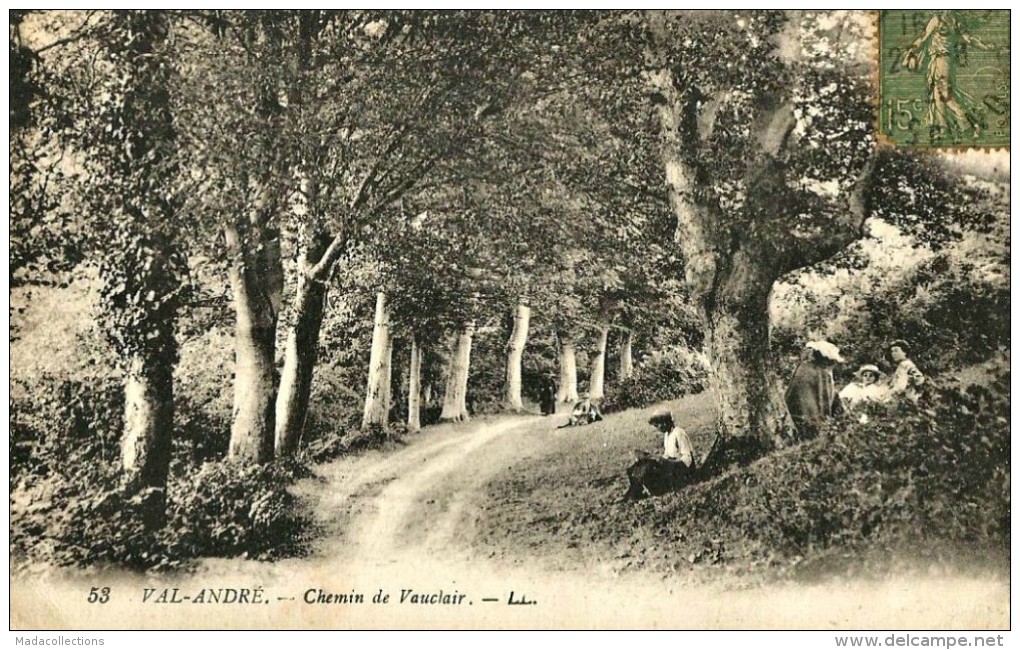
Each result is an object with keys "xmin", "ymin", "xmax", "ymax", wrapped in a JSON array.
[
  {"xmin": 558, "ymin": 338, "xmax": 579, "ymax": 403},
  {"xmin": 503, "ymin": 303, "xmax": 530, "ymax": 411},
  {"xmin": 362, "ymin": 292, "xmax": 392, "ymax": 427},
  {"xmin": 589, "ymin": 325, "xmax": 610, "ymax": 400},
  {"xmin": 620, "ymin": 330, "xmax": 635, "ymax": 379},
  {"xmin": 407, "ymin": 337, "xmax": 423, "ymax": 432},
  {"xmin": 441, "ymin": 322, "xmax": 475, "ymax": 422}
]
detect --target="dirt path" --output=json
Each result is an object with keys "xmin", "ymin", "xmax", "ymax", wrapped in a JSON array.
[
  {"xmin": 11, "ymin": 414, "xmax": 1009, "ymax": 629},
  {"xmin": 301, "ymin": 415, "xmax": 549, "ymax": 569}
]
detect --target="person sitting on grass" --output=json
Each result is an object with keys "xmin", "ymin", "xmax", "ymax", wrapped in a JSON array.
[
  {"xmin": 561, "ymin": 393, "xmax": 603, "ymax": 427},
  {"xmin": 839, "ymin": 364, "xmax": 889, "ymax": 423},
  {"xmin": 887, "ymin": 339, "xmax": 926, "ymax": 404},
  {"xmin": 624, "ymin": 411, "xmax": 696, "ymax": 500},
  {"xmin": 650, "ymin": 410, "xmax": 694, "ymax": 468}
]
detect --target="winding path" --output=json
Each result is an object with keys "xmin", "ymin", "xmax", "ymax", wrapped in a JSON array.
[{"xmin": 11, "ymin": 415, "xmax": 1009, "ymax": 629}]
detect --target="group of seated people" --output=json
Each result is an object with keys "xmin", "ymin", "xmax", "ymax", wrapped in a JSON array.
[
  {"xmin": 627, "ymin": 338, "xmax": 927, "ymax": 498},
  {"xmin": 786, "ymin": 338, "xmax": 926, "ymax": 440}
]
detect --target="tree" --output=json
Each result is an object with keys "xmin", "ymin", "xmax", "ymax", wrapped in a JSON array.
[
  {"xmin": 24, "ymin": 11, "xmax": 189, "ymax": 504},
  {"xmin": 639, "ymin": 10, "xmax": 876, "ymax": 441},
  {"xmin": 268, "ymin": 11, "xmax": 526, "ymax": 450}
]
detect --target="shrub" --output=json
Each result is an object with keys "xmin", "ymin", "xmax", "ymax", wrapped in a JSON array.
[
  {"xmin": 10, "ymin": 366, "xmax": 315, "ymax": 572},
  {"xmin": 10, "ymin": 374, "xmax": 124, "ymax": 486},
  {"xmin": 11, "ymin": 455, "xmax": 313, "ymax": 572},
  {"xmin": 159, "ymin": 458, "xmax": 312, "ymax": 566},
  {"xmin": 652, "ymin": 370, "xmax": 1010, "ymax": 564},
  {"xmin": 303, "ymin": 422, "xmax": 405, "ymax": 464},
  {"xmin": 601, "ymin": 346, "xmax": 709, "ymax": 414}
]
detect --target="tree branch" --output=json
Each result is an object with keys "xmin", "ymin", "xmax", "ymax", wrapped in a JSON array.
[
  {"xmin": 307, "ymin": 227, "xmax": 348, "ymax": 282},
  {"xmin": 35, "ymin": 11, "xmax": 101, "ymax": 54},
  {"xmin": 755, "ymin": 100, "xmax": 797, "ymax": 157}
]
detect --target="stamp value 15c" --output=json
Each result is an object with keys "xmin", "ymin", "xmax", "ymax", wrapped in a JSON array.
[{"xmin": 879, "ymin": 10, "xmax": 1009, "ymax": 149}]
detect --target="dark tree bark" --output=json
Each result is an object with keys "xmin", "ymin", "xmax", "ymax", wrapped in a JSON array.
[
  {"xmin": 644, "ymin": 11, "xmax": 875, "ymax": 443},
  {"xmin": 226, "ymin": 220, "xmax": 284, "ymax": 463},
  {"xmin": 120, "ymin": 345, "xmax": 175, "ymax": 494},
  {"xmin": 275, "ymin": 227, "xmax": 332, "ymax": 456}
]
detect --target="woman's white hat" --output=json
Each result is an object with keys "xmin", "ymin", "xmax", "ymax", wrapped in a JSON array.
[
  {"xmin": 806, "ymin": 340, "xmax": 845, "ymax": 363},
  {"xmin": 854, "ymin": 364, "xmax": 884, "ymax": 378}
]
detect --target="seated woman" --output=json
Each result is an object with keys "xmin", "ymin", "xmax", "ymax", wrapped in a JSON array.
[
  {"xmin": 839, "ymin": 364, "xmax": 889, "ymax": 423},
  {"xmin": 887, "ymin": 339, "xmax": 926, "ymax": 403}
]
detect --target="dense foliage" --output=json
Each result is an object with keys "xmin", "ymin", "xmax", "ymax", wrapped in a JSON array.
[
  {"xmin": 601, "ymin": 347, "xmax": 709, "ymax": 414},
  {"xmin": 669, "ymin": 373, "xmax": 1010, "ymax": 563}
]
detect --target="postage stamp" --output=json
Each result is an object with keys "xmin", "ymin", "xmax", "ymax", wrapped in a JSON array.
[{"xmin": 878, "ymin": 10, "xmax": 1010, "ymax": 148}]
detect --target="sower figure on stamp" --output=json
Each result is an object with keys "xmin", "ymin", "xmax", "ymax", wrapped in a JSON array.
[{"xmin": 900, "ymin": 10, "xmax": 991, "ymax": 140}]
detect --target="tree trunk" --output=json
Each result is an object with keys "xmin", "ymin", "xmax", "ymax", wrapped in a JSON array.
[
  {"xmin": 620, "ymin": 331, "xmax": 634, "ymax": 379},
  {"xmin": 120, "ymin": 348, "xmax": 175, "ymax": 495},
  {"xmin": 440, "ymin": 322, "xmax": 475, "ymax": 422},
  {"xmin": 589, "ymin": 325, "xmax": 610, "ymax": 400},
  {"xmin": 701, "ymin": 256, "xmax": 787, "ymax": 443},
  {"xmin": 274, "ymin": 230, "xmax": 331, "ymax": 456},
  {"xmin": 226, "ymin": 223, "xmax": 283, "ymax": 464},
  {"xmin": 557, "ymin": 337, "xmax": 579, "ymax": 403},
  {"xmin": 362, "ymin": 291, "xmax": 392, "ymax": 428},
  {"xmin": 407, "ymin": 336, "xmax": 423, "ymax": 432},
  {"xmin": 503, "ymin": 303, "xmax": 530, "ymax": 411}
]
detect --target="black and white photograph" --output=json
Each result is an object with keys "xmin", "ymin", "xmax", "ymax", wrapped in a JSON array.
[{"xmin": 8, "ymin": 9, "xmax": 1010, "ymax": 634}]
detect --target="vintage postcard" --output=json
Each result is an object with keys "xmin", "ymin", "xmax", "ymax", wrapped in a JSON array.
[{"xmin": 9, "ymin": 9, "xmax": 1010, "ymax": 635}]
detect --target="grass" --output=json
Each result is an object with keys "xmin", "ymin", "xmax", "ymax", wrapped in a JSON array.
[{"xmin": 471, "ymin": 390, "xmax": 1009, "ymax": 586}]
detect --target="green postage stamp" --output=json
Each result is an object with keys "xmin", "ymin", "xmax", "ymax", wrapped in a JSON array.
[{"xmin": 879, "ymin": 10, "xmax": 1010, "ymax": 148}]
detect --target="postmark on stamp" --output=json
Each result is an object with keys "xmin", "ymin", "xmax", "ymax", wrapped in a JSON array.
[{"xmin": 878, "ymin": 10, "xmax": 1010, "ymax": 148}]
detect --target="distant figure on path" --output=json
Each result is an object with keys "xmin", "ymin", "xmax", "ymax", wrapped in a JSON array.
[
  {"xmin": 887, "ymin": 340, "xmax": 926, "ymax": 403},
  {"xmin": 539, "ymin": 376, "xmax": 557, "ymax": 416},
  {"xmin": 839, "ymin": 364, "xmax": 889, "ymax": 423},
  {"xmin": 784, "ymin": 340, "xmax": 845, "ymax": 441}
]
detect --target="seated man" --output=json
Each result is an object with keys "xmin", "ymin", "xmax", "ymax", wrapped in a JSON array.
[
  {"xmin": 651, "ymin": 411, "xmax": 694, "ymax": 467},
  {"xmin": 624, "ymin": 411, "xmax": 696, "ymax": 500}
]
